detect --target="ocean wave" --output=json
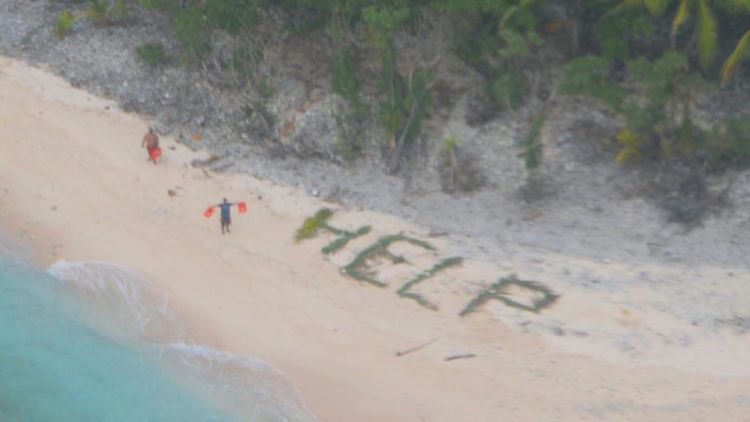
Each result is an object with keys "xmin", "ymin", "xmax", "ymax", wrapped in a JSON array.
[
  {"xmin": 46, "ymin": 260, "xmax": 316, "ymax": 421},
  {"xmin": 48, "ymin": 260, "xmax": 184, "ymax": 342},
  {"xmin": 161, "ymin": 342, "xmax": 314, "ymax": 421}
]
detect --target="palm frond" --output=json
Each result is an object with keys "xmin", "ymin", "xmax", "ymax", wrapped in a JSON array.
[
  {"xmin": 644, "ymin": 0, "xmax": 670, "ymax": 16},
  {"xmin": 499, "ymin": 0, "xmax": 538, "ymax": 31},
  {"xmin": 722, "ymin": 29, "xmax": 750, "ymax": 84},
  {"xmin": 696, "ymin": 0, "xmax": 717, "ymax": 69},
  {"xmin": 717, "ymin": 0, "xmax": 750, "ymax": 13},
  {"xmin": 671, "ymin": 0, "xmax": 691, "ymax": 45},
  {"xmin": 499, "ymin": 6, "xmax": 518, "ymax": 30},
  {"xmin": 602, "ymin": 0, "xmax": 645, "ymax": 19}
]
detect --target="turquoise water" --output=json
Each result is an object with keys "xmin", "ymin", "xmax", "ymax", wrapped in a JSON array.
[{"xmin": 0, "ymin": 253, "xmax": 314, "ymax": 421}]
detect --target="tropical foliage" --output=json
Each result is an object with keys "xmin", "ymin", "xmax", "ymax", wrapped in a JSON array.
[
  {"xmin": 605, "ymin": 0, "xmax": 750, "ymax": 78},
  {"xmin": 63, "ymin": 0, "xmax": 750, "ymax": 172}
]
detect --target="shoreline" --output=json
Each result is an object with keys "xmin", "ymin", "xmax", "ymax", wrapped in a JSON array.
[{"xmin": 3, "ymin": 55, "xmax": 750, "ymax": 421}]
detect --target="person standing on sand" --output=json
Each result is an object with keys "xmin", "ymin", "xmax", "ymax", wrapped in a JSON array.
[
  {"xmin": 216, "ymin": 198, "xmax": 235, "ymax": 234},
  {"xmin": 203, "ymin": 198, "xmax": 247, "ymax": 234},
  {"xmin": 141, "ymin": 127, "xmax": 161, "ymax": 164}
]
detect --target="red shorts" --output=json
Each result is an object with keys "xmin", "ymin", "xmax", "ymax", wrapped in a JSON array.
[{"xmin": 148, "ymin": 147, "xmax": 161, "ymax": 160}]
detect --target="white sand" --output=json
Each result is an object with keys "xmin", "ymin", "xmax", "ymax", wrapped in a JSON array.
[{"xmin": 2, "ymin": 55, "xmax": 750, "ymax": 421}]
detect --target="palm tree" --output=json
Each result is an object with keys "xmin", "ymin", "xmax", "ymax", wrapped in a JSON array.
[
  {"xmin": 722, "ymin": 28, "xmax": 750, "ymax": 84},
  {"xmin": 607, "ymin": 0, "xmax": 750, "ymax": 78},
  {"xmin": 607, "ymin": 0, "xmax": 719, "ymax": 69}
]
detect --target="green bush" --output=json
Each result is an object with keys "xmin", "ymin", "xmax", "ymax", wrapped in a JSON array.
[
  {"xmin": 108, "ymin": 0, "xmax": 127, "ymax": 21},
  {"xmin": 331, "ymin": 48, "xmax": 361, "ymax": 103},
  {"xmin": 522, "ymin": 114, "xmax": 545, "ymax": 170},
  {"xmin": 204, "ymin": 0, "xmax": 258, "ymax": 35},
  {"xmin": 594, "ymin": 9, "xmax": 653, "ymax": 59},
  {"xmin": 135, "ymin": 42, "xmax": 166, "ymax": 67},
  {"xmin": 563, "ymin": 51, "xmax": 706, "ymax": 164},
  {"xmin": 712, "ymin": 118, "xmax": 750, "ymax": 167},
  {"xmin": 490, "ymin": 68, "xmax": 526, "ymax": 111},
  {"xmin": 452, "ymin": 25, "xmax": 495, "ymax": 75},
  {"xmin": 559, "ymin": 55, "xmax": 625, "ymax": 110},
  {"xmin": 230, "ymin": 45, "xmax": 257, "ymax": 84},
  {"xmin": 137, "ymin": 0, "xmax": 175, "ymax": 12},
  {"xmin": 54, "ymin": 11, "xmax": 76, "ymax": 39},
  {"xmin": 174, "ymin": 7, "xmax": 211, "ymax": 61},
  {"xmin": 257, "ymin": 77, "xmax": 274, "ymax": 100},
  {"xmin": 618, "ymin": 52, "xmax": 690, "ymax": 157},
  {"xmin": 256, "ymin": 102, "xmax": 277, "ymax": 128},
  {"xmin": 87, "ymin": 0, "xmax": 108, "ymax": 26},
  {"xmin": 330, "ymin": 46, "xmax": 368, "ymax": 160}
]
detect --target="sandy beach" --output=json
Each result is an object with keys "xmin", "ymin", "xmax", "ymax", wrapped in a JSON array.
[{"xmin": 2, "ymin": 55, "xmax": 750, "ymax": 421}]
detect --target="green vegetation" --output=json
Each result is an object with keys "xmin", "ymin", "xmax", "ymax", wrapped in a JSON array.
[
  {"xmin": 135, "ymin": 42, "xmax": 166, "ymax": 67},
  {"xmin": 321, "ymin": 226, "xmax": 372, "ymax": 255},
  {"xmin": 294, "ymin": 208, "xmax": 335, "ymax": 242},
  {"xmin": 460, "ymin": 275, "xmax": 558, "ymax": 316},
  {"xmin": 63, "ymin": 0, "xmax": 750, "ymax": 86},
  {"xmin": 294, "ymin": 208, "xmax": 372, "ymax": 254},
  {"xmin": 361, "ymin": 5, "xmax": 435, "ymax": 172},
  {"xmin": 522, "ymin": 114, "xmax": 546, "ymax": 171},
  {"xmin": 87, "ymin": 0, "xmax": 109, "ymax": 26},
  {"xmin": 331, "ymin": 47, "xmax": 368, "ymax": 159},
  {"xmin": 559, "ymin": 56, "xmax": 625, "ymax": 110},
  {"xmin": 342, "ymin": 234, "xmax": 435, "ymax": 287},
  {"xmin": 60, "ymin": 0, "xmax": 750, "ymax": 180},
  {"xmin": 54, "ymin": 11, "xmax": 76, "ymax": 39},
  {"xmin": 397, "ymin": 257, "xmax": 463, "ymax": 310},
  {"xmin": 710, "ymin": 117, "xmax": 750, "ymax": 168},
  {"xmin": 561, "ymin": 51, "xmax": 724, "ymax": 165},
  {"xmin": 174, "ymin": 7, "xmax": 211, "ymax": 61},
  {"xmin": 108, "ymin": 0, "xmax": 127, "ymax": 21},
  {"xmin": 331, "ymin": 48, "xmax": 361, "ymax": 104},
  {"xmin": 55, "ymin": 0, "xmax": 129, "ymax": 40}
]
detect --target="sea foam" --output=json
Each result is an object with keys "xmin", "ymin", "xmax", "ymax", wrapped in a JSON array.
[{"xmin": 36, "ymin": 259, "xmax": 316, "ymax": 421}]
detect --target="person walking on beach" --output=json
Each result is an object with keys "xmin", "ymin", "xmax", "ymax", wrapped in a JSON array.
[{"xmin": 142, "ymin": 127, "xmax": 161, "ymax": 164}]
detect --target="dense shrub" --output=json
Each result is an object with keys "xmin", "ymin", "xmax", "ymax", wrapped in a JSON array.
[
  {"xmin": 54, "ymin": 11, "xmax": 76, "ymax": 39},
  {"xmin": 711, "ymin": 118, "xmax": 750, "ymax": 167},
  {"xmin": 174, "ymin": 7, "xmax": 211, "ymax": 61},
  {"xmin": 135, "ymin": 42, "xmax": 166, "ymax": 67},
  {"xmin": 204, "ymin": 0, "xmax": 259, "ymax": 35},
  {"xmin": 559, "ymin": 55, "xmax": 625, "ymax": 110},
  {"xmin": 522, "ymin": 114, "xmax": 545, "ymax": 171},
  {"xmin": 87, "ymin": 0, "xmax": 109, "ymax": 26},
  {"xmin": 331, "ymin": 48, "xmax": 361, "ymax": 103},
  {"xmin": 124, "ymin": 0, "xmax": 750, "ymax": 179}
]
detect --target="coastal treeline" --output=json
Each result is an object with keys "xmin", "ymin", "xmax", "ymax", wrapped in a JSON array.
[{"xmin": 55, "ymin": 0, "xmax": 750, "ymax": 180}]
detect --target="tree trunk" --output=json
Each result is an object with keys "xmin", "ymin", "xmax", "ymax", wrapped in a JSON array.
[{"xmin": 387, "ymin": 98, "xmax": 420, "ymax": 174}]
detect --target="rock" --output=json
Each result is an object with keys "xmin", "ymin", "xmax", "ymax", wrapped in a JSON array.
[
  {"xmin": 323, "ymin": 185, "xmax": 341, "ymax": 202},
  {"xmin": 268, "ymin": 78, "xmax": 308, "ymax": 116},
  {"xmin": 279, "ymin": 95, "xmax": 345, "ymax": 158},
  {"xmin": 437, "ymin": 143, "xmax": 485, "ymax": 193},
  {"xmin": 191, "ymin": 155, "xmax": 222, "ymax": 167}
]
